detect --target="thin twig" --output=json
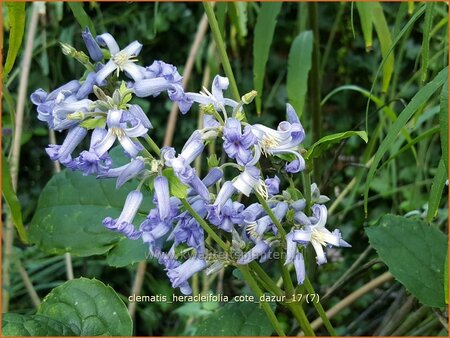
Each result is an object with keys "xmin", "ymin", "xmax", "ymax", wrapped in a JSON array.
[
  {"xmin": 3, "ymin": 3, "xmax": 40, "ymax": 312},
  {"xmin": 163, "ymin": 13, "xmax": 209, "ymax": 147},
  {"xmin": 299, "ymin": 271, "xmax": 393, "ymax": 334},
  {"xmin": 16, "ymin": 260, "xmax": 41, "ymax": 309},
  {"xmin": 127, "ymin": 261, "xmax": 147, "ymax": 318}
]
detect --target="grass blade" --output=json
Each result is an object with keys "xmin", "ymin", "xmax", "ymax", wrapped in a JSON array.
[
  {"xmin": 364, "ymin": 66, "xmax": 448, "ymax": 215},
  {"xmin": 253, "ymin": 2, "xmax": 282, "ymax": 115},
  {"xmin": 2, "ymin": 2, "xmax": 26, "ymax": 81},
  {"xmin": 355, "ymin": 2, "xmax": 373, "ymax": 51},
  {"xmin": 421, "ymin": 2, "xmax": 436, "ymax": 83},
  {"xmin": 287, "ymin": 30, "xmax": 313, "ymax": 118},
  {"xmin": 371, "ymin": 2, "xmax": 395, "ymax": 93},
  {"xmin": 1, "ymin": 151, "xmax": 27, "ymax": 243},
  {"xmin": 439, "ymin": 81, "xmax": 448, "ymax": 171},
  {"xmin": 67, "ymin": 2, "xmax": 96, "ymax": 36},
  {"xmin": 229, "ymin": 2, "xmax": 247, "ymax": 44},
  {"xmin": 426, "ymin": 159, "xmax": 447, "ymax": 222}
]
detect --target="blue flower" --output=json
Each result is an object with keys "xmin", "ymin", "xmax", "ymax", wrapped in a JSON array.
[
  {"xmin": 265, "ymin": 175, "xmax": 280, "ymax": 196},
  {"xmin": 94, "ymin": 109, "xmax": 148, "ymax": 157},
  {"xmin": 166, "ymin": 257, "xmax": 207, "ymax": 295},
  {"xmin": 208, "ymin": 199, "xmax": 244, "ymax": 233},
  {"xmin": 154, "ymin": 175, "xmax": 171, "ymax": 220},
  {"xmin": 103, "ymin": 190, "xmax": 143, "ymax": 240},
  {"xmin": 82, "ymin": 27, "xmax": 103, "ymax": 62},
  {"xmin": 223, "ymin": 118, "xmax": 256, "ymax": 165},
  {"xmin": 232, "ymin": 166, "xmax": 263, "ymax": 197},
  {"xmin": 237, "ymin": 240, "xmax": 271, "ymax": 265},
  {"xmin": 97, "ymin": 157, "xmax": 145, "ymax": 188},
  {"xmin": 292, "ymin": 204, "xmax": 351, "ymax": 265},
  {"xmin": 46, "ymin": 126, "xmax": 87, "ymax": 166},
  {"xmin": 95, "ymin": 33, "xmax": 143, "ymax": 83}
]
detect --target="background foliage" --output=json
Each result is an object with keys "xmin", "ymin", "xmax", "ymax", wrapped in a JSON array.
[{"xmin": 2, "ymin": 2, "xmax": 448, "ymax": 336}]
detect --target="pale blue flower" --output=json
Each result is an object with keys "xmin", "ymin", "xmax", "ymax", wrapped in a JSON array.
[
  {"xmin": 46, "ymin": 126, "xmax": 87, "ymax": 165},
  {"xmin": 237, "ymin": 240, "xmax": 270, "ymax": 265},
  {"xmin": 103, "ymin": 190, "xmax": 143, "ymax": 240},
  {"xmin": 95, "ymin": 33, "xmax": 143, "ymax": 83},
  {"xmin": 154, "ymin": 175, "xmax": 170, "ymax": 220},
  {"xmin": 292, "ymin": 204, "xmax": 351, "ymax": 265},
  {"xmin": 82, "ymin": 27, "xmax": 103, "ymax": 62},
  {"xmin": 94, "ymin": 109, "xmax": 148, "ymax": 157},
  {"xmin": 166, "ymin": 257, "xmax": 207, "ymax": 295},
  {"xmin": 293, "ymin": 252, "xmax": 305, "ymax": 285},
  {"xmin": 208, "ymin": 199, "xmax": 244, "ymax": 233},
  {"xmin": 223, "ymin": 118, "xmax": 256, "ymax": 165},
  {"xmin": 232, "ymin": 166, "xmax": 262, "ymax": 197},
  {"xmin": 265, "ymin": 175, "xmax": 280, "ymax": 196},
  {"xmin": 74, "ymin": 128, "xmax": 112, "ymax": 176}
]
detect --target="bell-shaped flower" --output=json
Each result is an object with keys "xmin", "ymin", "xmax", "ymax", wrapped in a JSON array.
[
  {"xmin": 237, "ymin": 240, "xmax": 271, "ymax": 265},
  {"xmin": 293, "ymin": 252, "xmax": 306, "ymax": 285},
  {"xmin": 102, "ymin": 190, "xmax": 143, "ymax": 240},
  {"xmin": 46, "ymin": 126, "xmax": 87, "ymax": 166},
  {"xmin": 223, "ymin": 118, "xmax": 256, "ymax": 165},
  {"xmin": 242, "ymin": 203, "xmax": 264, "ymax": 223},
  {"xmin": 292, "ymin": 204, "xmax": 351, "ymax": 265},
  {"xmin": 73, "ymin": 128, "xmax": 112, "ymax": 176},
  {"xmin": 95, "ymin": 33, "xmax": 143, "ymax": 83},
  {"xmin": 208, "ymin": 199, "xmax": 244, "ymax": 233},
  {"xmin": 185, "ymin": 75, "xmax": 239, "ymax": 114},
  {"xmin": 94, "ymin": 109, "xmax": 148, "ymax": 158},
  {"xmin": 82, "ymin": 27, "xmax": 103, "ymax": 62},
  {"xmin": 265, "ymin": 175, "xmax": 280, "ymax": 196},
  {"xmin": 97, "ymin": 157, "xmax": 145, "ymax": 188},
  {"xmin": 154, "ymin": 175, "xmax": 171, "ymax": 220},
  {"xmin": 166, "ymin": 257, "xmax": 207, "ymax": 295},
  {"xmin": 53, "ymin": 98, "xmax": 93, "ymax": 131},
  {"xmin": 232, "ymin": 166, "xmax": 262, "ymax": 197}
]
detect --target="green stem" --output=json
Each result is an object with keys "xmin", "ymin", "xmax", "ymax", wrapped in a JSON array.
[
  {"xmin": 203, "ymin": 2, "xmax": 240, "ymax": 102},
  {"xmin": 250, "ymin": 262, "xmax": 284, "ymax": 296},
  {"xmin": 144, "ymin": 134, "xmax": 161, "ymax": 156},
  {"xmin": 254, "ymin": 192, "xmax": 287, "ymax": 239},
  {"xmin": 302, "ymin": 171, "xmax": 312, "ymax": 213},
  {"xmin": 304, "ymin": 278, "xmax": 336, "ymax": 336},
  {"xmin": 181, "ymin": 198, "xmax": 229, "ymax": 251},
  {"xmin": 238, "ymin": 265, "xmax": 286, "ymax": 336},
  {"xmin": 286, "ymin": 302, "xmax": 316, "ymax": 336},
  {"xmin": 308, "ymin": 2, "xmax": 322, "ymax": 183}
]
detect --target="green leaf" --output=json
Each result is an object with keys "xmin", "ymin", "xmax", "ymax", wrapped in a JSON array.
[
  {"xmin": 67, "ymin": 2, "xmax": 96, "ymax": 35},
  {"xmin": 2, "ymin": 313, "xmax": 76, "ymax": 336},
  {"xmin": 37, "ymin": 278, "xmax": 132, "ymax": 336},
  {"xmin": 305, "ymin": 131, "xmax": 368, "ymax": 160},
  {"xmin": 195, "ymin": 302, "xmax": 274, "ymax": 336},
  {"xmin": 426, "ymin": 159, "xmax": 447, "ymax": 222},
  {"xmin": 3, "ymin": 2, "xmax": 26, "ymax": 81},
  {"xmin": 440, "ymin": 81, "xmax": 448, "ymax": 171},
  {"xmin": 29, "ymin": 169, "xmax": 151, "ymax": 257},
  {"xmin": 355, "ymin": 2, "xmax": 373, "ymax": 51},
  {"xmin": 371, "ymin": 2, "xmax": 394, "ymax": 92},
  {"xmin": 253, "ymin": 2, "xmax": 282, "ymax": 115},
  {"xmin": 163, "ymin": 168, "xmax": 188, "ymax": 199},
  {"xmin": 445, "ymin": 253, "xmax": 448, "ymax": 304},
  {"xmin": 421, "ymin": 2, "xmax": 435, "ymax": 83},
  {"xmin": 229, "ymin": 2, "xmax": 247, "ymax": 43},
  {"xmin": 1, "ymin": 151, "xmax": 27, "ymax": 243},
  {"xmin": 366, "ymin": 215, "xmax": 447, "ymax": 307},
  {"xmin": 106, "ymin": 237, "xmax": 148, "ymax": 267},
  {"xmin": 364, "ymin": 67, "xmax": 448, "ymax": 214},
  {"xmin": 287, "ymin": 30, "xmax": 313, "ymax": 117}
]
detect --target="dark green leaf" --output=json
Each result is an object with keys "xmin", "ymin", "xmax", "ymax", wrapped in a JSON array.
[
  {"xmin": 305, "ymin": 131, "xmax": 368, "ymax": 160},
  {"xmin": 163, "ymin": 168, "xmax": 188, "ymax": 199},
  {"xmin": 440, "ymin": 81, "xmax": 448, "ymax": 171},
  {"xmin": 195, "ymin": 302, "xmax": 274, "ymax": 336},
  {"xmin": 106, "ymin": 237, "xmax": 148, "ymax": 267},
  {"xmin": 3, "ymin": 2, "xmax": 26, "ymax": 80},
  {"xmin": 1, "ymin": 151, "xmax": 27, "ymax": 243},
  {"xmin": 287, "ymin": 30, "xmax": 313, "ymax": 117},
  {"xmin": 67, "ymin": 2, "xmax": 96, "ymax": 35},
  {"xmin": 426, "ymin": 159, "xmax": 447, "ymax": 222},
  {"xmin": 253, "ymin": 2, "xmax": 282, "ymax": 114},
  {"xmin": 29, "ymin": 169, "xmax": 151, "ymax": 257},
  {"xmin": 2, "ymin": 313, "xmax": 76, "ymax": 336},
  {"xmin": 366, "ymin": 215, "xmax": 447, "ymax": 307},
  {"xmin": 37, "ymin": 278, "xmax": 132, "ymax": 336},
  {"xmin": 364, "ymin": 67, "xmax": 448, "ymax": 214}
]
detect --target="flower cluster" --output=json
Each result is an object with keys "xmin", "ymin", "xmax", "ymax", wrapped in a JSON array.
[{"xmin": 31, "ymin": 29, "xmax": 350, "ymax": 295}]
